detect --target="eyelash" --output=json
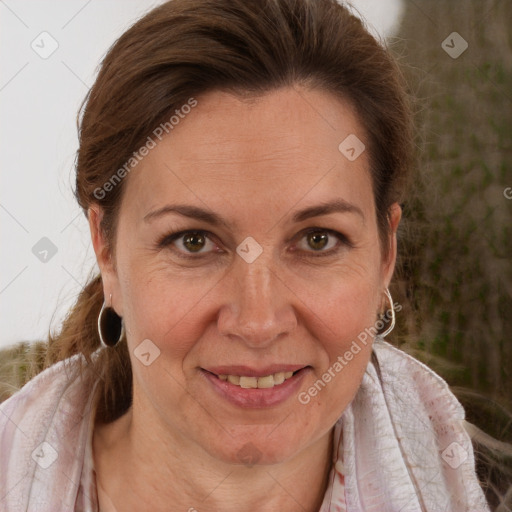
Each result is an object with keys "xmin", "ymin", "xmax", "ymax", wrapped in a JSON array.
[{"xmin": 156, "ymin": 228, "xmax": 354, "ymax": 259}]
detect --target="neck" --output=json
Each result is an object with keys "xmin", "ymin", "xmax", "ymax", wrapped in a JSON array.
[{"xmin": 93, "ymin": 405, "xmax": 335, "ymax": 512}]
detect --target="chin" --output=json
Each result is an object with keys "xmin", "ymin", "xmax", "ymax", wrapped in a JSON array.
[{"xmin": 202, "ymin": 428, "xmax": 307, "ymax": 467}]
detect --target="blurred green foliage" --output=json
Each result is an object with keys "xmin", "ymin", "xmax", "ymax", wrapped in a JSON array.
[
  {"xmin": 389, "ymin": 0, "xmax": 512, "ymax": 406},
  {"xmin": 387, "ymin": 2, "xmax": 512, "ymax": 507}
]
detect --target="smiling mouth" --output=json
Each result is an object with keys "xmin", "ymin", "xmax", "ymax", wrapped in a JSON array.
[{"xmin": 204, "ymin": 369, "xmax": 307, "ymax": 389}]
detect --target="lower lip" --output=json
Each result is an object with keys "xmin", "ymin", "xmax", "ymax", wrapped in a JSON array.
[{"xmin": 201, "ymin": 368, "xmax": 310, "ymax": 408}]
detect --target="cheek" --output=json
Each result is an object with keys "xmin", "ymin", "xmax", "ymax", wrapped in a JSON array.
[
  {"xmin": 297, "ymin": 251, "xmax": 382, "ymax": 343},
  {"xmin": 297, "ymin": 261, "xmax": 380, "ymax": 415},
  {"xmin": 320, "ymin": 281, "xmax": 377, "ymax": 369},
  {"xmin": 119, "ymin": 258, "xmax": 212, "ymax": 354}
]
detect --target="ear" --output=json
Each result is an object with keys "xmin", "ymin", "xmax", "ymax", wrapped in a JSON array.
[
  {"xmin": 88, "ymin": 205, "xmax": 123, "ymax": 316},
  {"xmin": 381, "ymin": 202, "xmax": 402, "ymax": 289}
]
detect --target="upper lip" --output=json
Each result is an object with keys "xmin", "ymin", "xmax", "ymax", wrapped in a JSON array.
[{"xmin": 203, "ymin": 364, "xmax": 308, "ymax": 377}]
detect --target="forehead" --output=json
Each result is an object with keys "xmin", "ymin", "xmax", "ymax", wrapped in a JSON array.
[{"xmin": 122, "ymin": 87, "xmax": 374, "ymax": 223}]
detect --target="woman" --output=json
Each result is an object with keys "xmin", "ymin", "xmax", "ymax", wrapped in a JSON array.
[{"xmin": 0, "ymin": 0, "xmax": 493, "ymax": 510}]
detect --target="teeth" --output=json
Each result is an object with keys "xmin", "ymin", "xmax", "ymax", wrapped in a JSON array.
[
  {"xmin": 273, "ymin": 372, "xmax": 285, "ymax": 385},
  {"xmin": 217, "ymin": 370, "xmax": 298, "ymax": 388},
  {"xmin": 256, "ymin": 375, "xmax": 275, "ymax": 389},
  {"xmin": 239, "ymin": 376, "xmax": 258, "ymax": 388},
  {"xmin": 227, "ymin": 375, "xmax": 240, "ymax": 385}
]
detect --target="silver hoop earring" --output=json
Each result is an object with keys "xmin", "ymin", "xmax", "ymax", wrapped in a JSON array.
[
  {"xmin": 378, "ymin": 288, "xmax": 395, "ymax": 339},
  {"xmin": 98, "ymin": 293, "xmax": 125, "ymax": 348}
]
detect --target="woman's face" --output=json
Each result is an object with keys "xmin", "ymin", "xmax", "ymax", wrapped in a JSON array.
[{"xmin": 90, "ymin": 86, "xmax": 400, "ymax": 465}]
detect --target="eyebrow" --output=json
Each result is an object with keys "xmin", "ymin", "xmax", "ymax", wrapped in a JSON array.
[{"xmin": 143, "ymin": 198, "xmax": 365, "ymax": 227}]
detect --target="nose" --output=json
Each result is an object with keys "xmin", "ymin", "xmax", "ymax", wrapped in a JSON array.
[{"xmin": 217, "ymin": 254, "xmax": 297, "ymax": 349}]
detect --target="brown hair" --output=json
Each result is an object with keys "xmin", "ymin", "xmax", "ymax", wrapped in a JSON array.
[{"xmin": 45, "ymin": 0, "xmax": 413, "ymax": 423}]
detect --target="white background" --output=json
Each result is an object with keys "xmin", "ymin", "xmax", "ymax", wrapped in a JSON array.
[{"xmin": 0, "ymin": 0, "xmax": 404, "ymax": 349}]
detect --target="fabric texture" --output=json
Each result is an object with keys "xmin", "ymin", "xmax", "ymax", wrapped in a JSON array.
[{"xmin": 0, "ymin": 340, "xmax": 490, "ymax": 511}]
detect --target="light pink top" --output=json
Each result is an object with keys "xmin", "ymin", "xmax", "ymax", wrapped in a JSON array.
[{"xmin": 0, "ymin": 340, "xmax": 490, "ymax": 511}]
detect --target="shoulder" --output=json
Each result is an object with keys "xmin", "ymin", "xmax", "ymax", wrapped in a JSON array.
[
  {"xmin": 371, "ymin": 339, "xmax": 465, "ymax": 421},
  {"xmin": 0, "ymin": 352, "xmax": 94, "ymax": 433},
  {"xmin": 0, "ymin": 351, "xmax": 102, "ymax": 510},
  {"xmin": 346, "ymin": 339, "xmax": 491, "ymax": 510}
]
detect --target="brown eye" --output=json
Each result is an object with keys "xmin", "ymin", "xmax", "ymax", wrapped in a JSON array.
[
  {"xmin": 182, "ymin": 232, "xmax": 207, "ymax": 252},
  {"xmin": 306, "ymin": 231, "xmax": 329, "ymax": 251},
  {"xmin": 294, "ymin": 228, "xmax": 353, "ymax": 258},
  {"xmin": 157, "ymin": 230, "xmax": 218, "ymax": 257}
]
